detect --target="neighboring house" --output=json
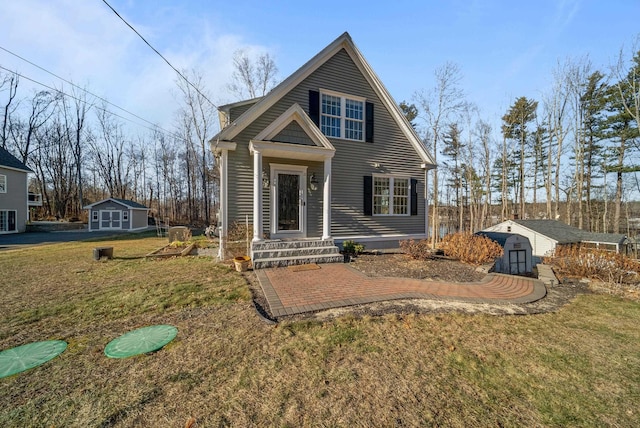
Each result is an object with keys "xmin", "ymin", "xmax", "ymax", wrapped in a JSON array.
[
  {"xmin": 84, "ymin": 198, "xmax": 150, "ymax": 231},
  {"xmin": 475, "ymin": 231, "xmax": 533, "ymax": 275},
  {"xmin": 209, "ymin": 32, "xmax": 436, "ymax": 266},
  {"xmin": 0, "ymin": 147, "xmax": 34, "ymax": 234},
  {"xmin": 483, "ymin": 219, "xmax": 628, "ymax": 257}
]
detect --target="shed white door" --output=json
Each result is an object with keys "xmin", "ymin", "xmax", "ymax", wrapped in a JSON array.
[{"xmin": 100, "ymin": 210, "xmax": 121, "ymax": 229}]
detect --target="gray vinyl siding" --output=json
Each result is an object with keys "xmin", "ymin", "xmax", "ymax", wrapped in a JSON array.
[
  {"xmin": 229, "ymin": 101, "xmax": 259, "ymax": 122},
  {"xmin": 131, "ymin": 209, "xmax": 148, "ymax": 229},
  {"xmin": 273, "ymin": 122, "xmax": 316, "ymax": 146},
  {"xmin": 0, "ymin": 167, "xmax": 29, "ymax": 233},
  {"xmin": 226, "ymin": 48, "xmax": 426, "ymax": 239}
]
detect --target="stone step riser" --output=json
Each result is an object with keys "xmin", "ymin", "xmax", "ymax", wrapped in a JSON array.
[
  {"xmin": 253, "ymin": 255, "xmax": 344, "ymax": 269},
  {"xmin": 253, "ymin": 247, "xmax": 340, "ymax": 260},
  {"xmin": 252, "ymin": 239, "xmax": 336, "ymax": 251}
]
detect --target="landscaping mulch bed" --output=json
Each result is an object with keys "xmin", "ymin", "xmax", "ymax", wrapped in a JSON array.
[{"xmin": 349, "ymin": 253, "xmax": 487, "ymax": 282}]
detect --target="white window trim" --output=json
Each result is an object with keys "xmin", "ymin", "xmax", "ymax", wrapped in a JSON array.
[
  {"xmin": 0, "ymin": 174, "xmax": 6, "ymax": 193},
  {"xmin": 0, "ymin": 209, "xmax": 17, "ymax": 232},
  {"xmin": 320, "ymin": 89, "xmax": 366, "ymax": 142},
  {"xmin": 92, "ymin": 211, "xmax": 98, "ymax": 221},
  {"xmin": 123, "ymin": 211, "xmax": 129, "ymax": 221},
  {"xmin": 373, "ymin": 174, "xmax": 411, "ymax": 217}
]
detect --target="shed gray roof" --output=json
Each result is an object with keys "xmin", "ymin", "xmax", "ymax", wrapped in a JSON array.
[
  {"xmin": 0, "ymin": 147, "xmax": 33, "ymax": 173},
  {"xmin": 513, "ymin": 219, "xmax": 626, "ymax": 245},
  {"xmin": 84, "ymin": 197, "xmax": 149, "ymax": 210},
  {"xmin": 475, "ymin": 231, "xmax": 521, "ymax": 247}
]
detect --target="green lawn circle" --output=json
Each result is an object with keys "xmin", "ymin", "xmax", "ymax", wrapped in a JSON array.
[
  {"xmin": 104, "ymin": 325, "xmax": 178, "ymax": 358},
  {"xmin": 0, "ymin": 340, "xmax": 67, "ymax": 379}
]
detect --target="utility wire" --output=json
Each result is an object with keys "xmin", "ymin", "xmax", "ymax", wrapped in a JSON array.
[
  {"xmin": 0, "ymin": 65, "xmax": 187, "ymax": 142},
  {"xmin": 0, "ymin": 45, "xmax": 169, "ymax": 134},
  {"xmin": 101, "ymin": 0, "xmax": 221, "ymax": 112}
]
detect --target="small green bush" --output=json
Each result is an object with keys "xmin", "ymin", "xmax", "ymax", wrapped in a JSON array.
[{"xmin": 343, "ymin": 240, "xmax": 365, "ymax": 255}]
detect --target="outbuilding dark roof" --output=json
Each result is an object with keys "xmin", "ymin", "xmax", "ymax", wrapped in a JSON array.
[
  {"xmin": 512, "ymin": 219, "xmax": 626, "ymax": 245},
  {"xmin": 475, "ymin": 231, "xmax": 518, "ymax": 247},
  {"xmin": 83, "ymin": 197, "xmax": 149, "ymax": 210},
  {"xmin": 110, "ymin": 198, "xmax": 148, "ymax": 209},
  {"xmin": 0, "ymin": 147, "xmax": 33, "ymax": 173}
]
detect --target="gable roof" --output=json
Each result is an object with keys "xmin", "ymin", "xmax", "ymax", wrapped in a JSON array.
[
  {"xmin": 476, "ymin": 231, "xmax": 528, "ymax": 248},
  {"xmin": 210, "ymin": 32, "xmax": 435, "ymax": 166},
  {"xmin": 83, "ymin": 197, "xmax": 149, "ymax": 210},
  {"xmin": 513, "ymin": 219, "xmax": 626, "ymax": 245},
  {"xmin": 0, "ymin": 147, "xmax": 33, "ymax": 173}
]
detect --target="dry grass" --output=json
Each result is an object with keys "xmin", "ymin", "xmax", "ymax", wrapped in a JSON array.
[{"xmin": 1, "ymin": 235, "xmax": 640, "ymax": 427}]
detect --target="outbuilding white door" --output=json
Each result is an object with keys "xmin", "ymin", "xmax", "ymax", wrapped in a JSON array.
[{"xmin": 100, "ymin": 210, "xmax": 121, "ymax": 229}]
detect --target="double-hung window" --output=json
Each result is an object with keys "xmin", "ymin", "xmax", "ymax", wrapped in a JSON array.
[
  {"xmin": 0, "ymin": 174, "xmax": 6, "ymax": 193},
  {"xmin": 320, "ymin": 91, "xmax": 365, "ymax": 141},
  {"xmin": 373, "ymin": 176, "xmax": 409, "ymax": 215}
]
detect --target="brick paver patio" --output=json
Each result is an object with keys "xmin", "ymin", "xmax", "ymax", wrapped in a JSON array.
[{"xmin": 255, "ymin": 263, "xmax": 547, "ymax": 318}]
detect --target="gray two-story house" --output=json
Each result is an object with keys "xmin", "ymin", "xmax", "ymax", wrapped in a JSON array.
[
  {"xmin": 0, "ymin": 147, "xmax": 33, "ymax": 233},
  {"xmin": 210, "ymin": 32, "xmax": 436, "ymax": 267}
]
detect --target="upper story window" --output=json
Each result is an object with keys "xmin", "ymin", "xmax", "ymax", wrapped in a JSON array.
[
  {"xmin": 320, "ymin": 91, "xmax": 365, "ymax": 141},
  {"xmin": 0, "ymin": 174, "xmax": 6, "ymax": 193}
]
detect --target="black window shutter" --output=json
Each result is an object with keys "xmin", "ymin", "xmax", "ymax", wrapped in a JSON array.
[
  {"xmin": 410, "ymin": 178, "xmax": 418, "ymax": 216},
  {"xmin": 309, "ymin": 90, "xmax": 320, "ymax": 126},
  {"xmin": 364, "ymin": 176, "xmax": 373, "ymax": 216},
  {"xmin": 365, "ymin": 102, "xmax": 374, "ymax": 143}
]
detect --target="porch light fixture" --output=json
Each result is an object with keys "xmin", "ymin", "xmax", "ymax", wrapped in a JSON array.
[
  {"xmin": 262, "ymin": 170, "xmax": 269, "ymax": 188},
  {"xmin": 309, "ymin": 172, "xmax": 318, "ymax": 191}
]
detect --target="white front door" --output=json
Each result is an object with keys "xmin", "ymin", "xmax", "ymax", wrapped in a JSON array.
[
  {"xmin": 100, "ymin": 210, "xmax": 121, "ymax": 229},
  {"xmin": 271, "ymin": 165, "xmax": 307, "ymax": 239}
]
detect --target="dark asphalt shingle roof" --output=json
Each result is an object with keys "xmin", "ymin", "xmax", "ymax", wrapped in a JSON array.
[
  {"xmin": 475, "ymin": 231, "xmax": 519, "ymax": 247},
  {"xmin": 513, "ymin": 219, "xmax": 626, "ymax": 245},
  {"xmin": 110, "ymin": 198, "xmax": 148, "ymax": 209},
  {"xmin": 0, "ymin": 147, "xmax": 33, "ymax": 173}
]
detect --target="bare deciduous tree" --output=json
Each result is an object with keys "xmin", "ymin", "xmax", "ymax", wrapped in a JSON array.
[
  {"xmin": 227, "ymin": 50, "xmax": 279, "ymax": 100},
  {"xmin": 414, "ymin": 62, "xmax": 468, "ymax": 246}
]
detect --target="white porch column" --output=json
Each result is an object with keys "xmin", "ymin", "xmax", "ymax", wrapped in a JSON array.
[
  {"xmin": 322, "ymin": 157, "xmax": 332, "ymax": 240},
  {"xmin": 252, "ymin": 148, "xmax": 263, "ymax": 242},
  {"xmin": 217, "ymin": 149, "xmax": 229, "ymax": 260}
]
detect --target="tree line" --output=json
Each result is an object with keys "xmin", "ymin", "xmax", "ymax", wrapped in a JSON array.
[
  {"xmin": 1, "ymin": 50, "xmax": 277, "ymax": 227},
  {"xmin": 407, "ymin": 36, "xmax": 640, "ymax": 241}
]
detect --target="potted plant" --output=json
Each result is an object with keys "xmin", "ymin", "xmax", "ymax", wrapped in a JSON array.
[
  {"xmin": 342, "ymin": 240, "xmax": 365, "ymax": 262},
  {"xmin": 233, "ymin": 255, "xmax": 251, "ymax": 272}
]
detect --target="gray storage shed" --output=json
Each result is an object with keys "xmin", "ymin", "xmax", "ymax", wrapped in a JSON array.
[
  {"xmin": 84, "ymin": 198, "xmax": 149, "ymax": 231},
  {"xmin": 476, "ymin": 231, "xmax": 533, "ymax": 275}
]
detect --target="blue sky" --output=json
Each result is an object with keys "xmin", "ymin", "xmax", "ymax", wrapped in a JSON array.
[{"xmin": 1, "ymin": 0, "xmax": 639, "ymax": 136}]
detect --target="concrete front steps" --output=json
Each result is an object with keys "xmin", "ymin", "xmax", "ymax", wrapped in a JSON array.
[{"xmin": 252, "ymin": 239, "xmax": 343, "ymax": 269}]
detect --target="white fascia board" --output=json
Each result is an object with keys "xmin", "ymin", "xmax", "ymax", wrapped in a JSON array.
[
  {"xmin": 249, "ymin": 140, "xmax": 335, "ymax": 161},
  {"xmin": 254, "ymin": 103, "xmax": 335, "ymax": 152}
]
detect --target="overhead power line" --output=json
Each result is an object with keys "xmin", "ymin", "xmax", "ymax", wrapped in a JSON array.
[
  {"xmin": 0, "ymin": 45, "xmax": 169, "ymax": 134},
  {"xmin": 101, "ymin": 0, "xmax": 221, "ymax": 112},
  {"xmin": 0, "ymin": 65, "xmax": 187, "ymax": 143}
]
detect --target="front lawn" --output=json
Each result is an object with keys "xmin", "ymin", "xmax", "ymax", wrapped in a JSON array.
[{"xmin": 1, "ymin": 236, "xmax": 639, "ymax": 427}]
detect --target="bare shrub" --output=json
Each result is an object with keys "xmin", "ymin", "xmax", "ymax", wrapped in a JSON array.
[
  {"xmin": 439, "ymin": 233, "xmax": 503, "ymax": 265},
  {"xmin": 399, "ymin": 239, "xmax": 433, "ymax": 260},
  {"xmin": 544, "ymin": 245, "xmax": 640, "ymax": 284}
]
